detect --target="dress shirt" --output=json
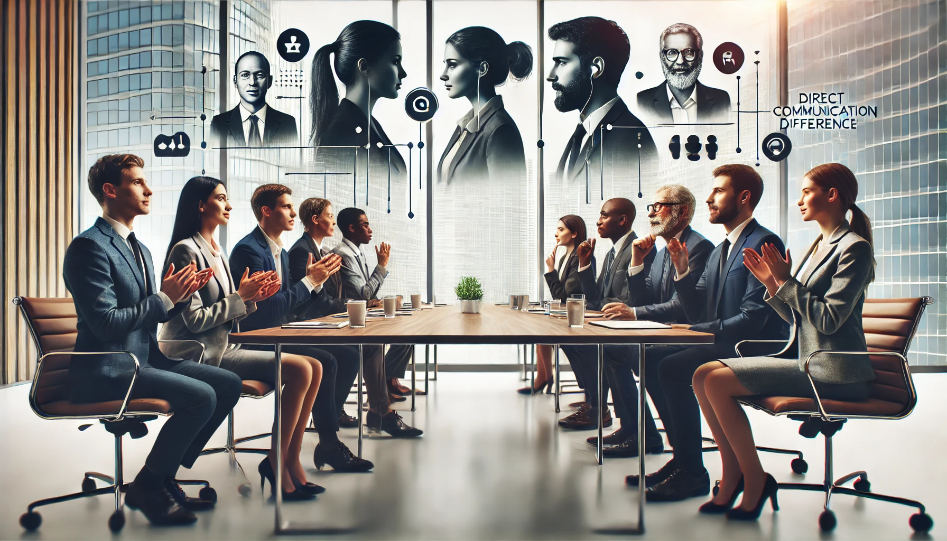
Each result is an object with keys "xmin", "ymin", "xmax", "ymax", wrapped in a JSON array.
[
  {"xmin": 102, "ymin": 213, "xmax": 173, "ymax": 310},
  {"xmin": 675, "ymin": 215, "xmax": 755, "ymax": 281},
  {"xmin": 667, "ymin": 84, "xmax": 698, "ymax": 123},
  {"xmin": 442, "ymin": 96, "xmax": 500, "ymax": 174},
  {"xmin": 578, "ymin": 96, "xmax": 619, "ymax": 151},
  {"xmin": 342, "ymin": 238, "xmax": 387, "ymax": 277},
  {"xmin": 240, "ymin": 103, "xmax": 268, "ymax": 143},
  {"xmin": 578, "ymin": 229, "xmax": 633, "ymax": 273},
  {"xmin": 258, "ymin": 225, "xmax": 317, "ymax": 292}
]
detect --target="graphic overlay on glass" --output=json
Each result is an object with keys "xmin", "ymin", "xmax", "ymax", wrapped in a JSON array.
[
  {"xmin": 347, "ymin": 300, "xmax": 367, "ymax": 328},
  {"xmin": 567, "ymin": 294, "xmax": 585, "ymax": 328}
]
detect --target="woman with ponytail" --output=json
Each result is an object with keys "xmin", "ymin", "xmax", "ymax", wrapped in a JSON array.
[
  {"xmin": 689, "ymin": 162, "xmax": 876, "ymax": 520},
  {"xmin": 310, "ymin": 21, "xmax": 407, "ymax": 181},
  {"xmin": 437, "ymin": 26, "xmax": 532, "ymax": 185}
]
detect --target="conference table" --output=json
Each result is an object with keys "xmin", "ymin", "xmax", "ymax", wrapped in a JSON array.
[{"xmin": 228, "ymin": 303, "xmax": 714, "ymax": 535}]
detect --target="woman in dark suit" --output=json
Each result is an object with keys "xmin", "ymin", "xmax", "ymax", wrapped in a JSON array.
[
  {"xmin": 160, "ymin": 176, "xmax": 327, "ymax": 500},
  {"xmin": 438, "ymin": 26, "xmax": 531, "ymax": 185},
  {"xmin": 519, "ymin": 215, "xmax": 592, "ymax": 394},
  {"xmin": 692, "ymin": 163, "xmax": 876, "ymax": 520}
]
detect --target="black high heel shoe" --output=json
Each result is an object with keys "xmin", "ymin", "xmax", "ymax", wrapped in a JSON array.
[
  {"xmin": 517, "ymin": 377, "xmax": 553, "ymax": 395},
  {"xmin": 292, "ymin": 479, "xmax": 326, "ymax": 495},
  {"xmin": 726, "ymin": 474, "xmax": 778, "ymax": 520},
  {"xmin": 699, "ymin": 476, "xmax": 744, "ymax": 514},
  {"xmin": 258, "ymin": 458, "xmax": 316, "ymax": 501}
]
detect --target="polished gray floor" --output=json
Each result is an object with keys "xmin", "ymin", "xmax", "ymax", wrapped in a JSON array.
[{"xmin": 0, "ymin": 365, "xmax": 942, "ymax": 540}]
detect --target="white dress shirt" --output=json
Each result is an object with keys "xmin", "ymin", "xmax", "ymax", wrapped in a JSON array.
[
  {"xmin": 668, "ymin": 85, "xmax": 698, "ymax": 123},
  {"xmin": 579, "ymin": 96, "xmax": 619, "ymax": 150},
  {"xmin": 675, "ymin": 215, "xmax": 755, "ymax": 281},
  {"xmin": 102, "ymin": 213, "xmax": 173, "ymax": 310},
  {"xmin": 258, "ymin": 226, "xmax": 317, "ymax": 292},
  {"xmin": 240, "ymin": 103, "xmax": 268, "ymax": 144},
  {"xmin": 578, "ymin": 229, "xmax": 634, "ymax": 273}
]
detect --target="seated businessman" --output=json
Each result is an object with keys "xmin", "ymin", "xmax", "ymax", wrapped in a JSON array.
[
  {"xmin": 328, "ymin": 207, "xmax": 423, "ymax": 437},
  {"xmin": 290, "ymin": 198, "xmax": 420, "ymax": 439},
  {"xmin": 64, "ymin": 154, "xmax": 243, "ymax": 525},
  {"xmin": 229, "ymin": 184, "xmax": 376, "ymax": 472},
  {"xmin": 591, "ymin": 184, "xmax": 714, "ymax": 457}
]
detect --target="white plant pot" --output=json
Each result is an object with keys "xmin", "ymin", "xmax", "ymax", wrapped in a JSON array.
[{"xmin": 459, "ymin": 300, "xmax": 482, "ymax": 314}]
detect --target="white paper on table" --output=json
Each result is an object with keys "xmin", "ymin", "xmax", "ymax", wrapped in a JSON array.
[
  {"xmin": 588, "ymin": 320, "xmax": 671, "ymax": 330},
  {"xmin": 282, "ymin": 321, "xmax": 351, "ymax": 329}
]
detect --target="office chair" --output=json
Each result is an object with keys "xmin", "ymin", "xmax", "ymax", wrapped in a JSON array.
[
  {"xmin": 14, "ymin": 297, "xmax": 216, "ymax": 532},
  {"xmin": 733, "ymin": 297, "xmax": 934, "ymax": 532}
]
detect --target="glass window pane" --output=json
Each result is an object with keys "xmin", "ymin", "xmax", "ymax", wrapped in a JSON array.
[
  {"xmin": 108, "ymin": 57, "xmax": 118, "ymax": 73},
  {"xmin": 162, "ymin": 51, "xmax": 172, "ymax": 67},
  {"xmin": 119, "ymin": 9, "xmax": 128, "ymax": 28},
  {"xmin": 172, "ymin": 52, "xmax": 183, "ymax": 68},
  {"xmin": 141, "ymin": 72, "xmax": 151, "ymax": 89},
  {"xmin": 172, "ymin": 72, "xmax": 183, "ymax": 87},
  {"xmin": 87, "ymin": 62, "xmax": 97, "ymax": 77},
  {"xmin": 140, "ymin": 6, "xmax": 151, "ymax": 24},
  {"xmin": 88, "ymin": 16, "xmax": 98, "ymax": 35},
  {"xmin": 172, "ymin": 25, "xmax": 184, "ymax": 46},
  {"xmin": 129, "ymin": 8, "xmax": 139, "ymax": 26},
  {"xmin": 87, "ymin": 39, "xmax": 97, "ymax": 57},
  {"xmin": 98, "ymin": 60, "xmax": 107, "ymax": 74},
  {"xmin": 140, "ymin": 28, "xmax": 151, "ymax": 46},
  {"xmin": 141, "ymin": 93, "xmax": 151, "ymax": 110},
  {"xmin": 98, "ymin": 36, "xmax": 107, "ymax": 54},
  {"xmin": 173, "ymin": 1, "xmax": 184, "ymax": 19},
  {"xmin": 130, "ymin": 73, "xmax": 140, "ymax": 91},
  {"xmin": 162, "ymin": 4, "xmax": 172, "ymax": 20},
  {"xmin": 88, "ymin": 111, "xmax": 97, "ymax": 126},
  {"xmin": 108, "ymin": 77, "xmax": 118, "ymax": 95},
  {"xmin": 162, "ymin": 72, "xmax": 172, "ymax": 88},
  {"xmin": 119, "ymin": 75, "xmax": 129, "ymax": 92},
  {"xmin": 153, "ymin": 5, "xmax": 161, "ymax": 22},
  {"xmin": 140, "ymin": 51, "xmax": 151, "ymax": 68},
  {"xmin": 87, "ymin": 80, "xmax": 97, "ymax": 98},
  {"xmin": 118, "ymin": 32, "xmax": 128, "ymax": 51},
  {"xmin": 108, "ymin": 11, "xmax": 118, "ymax": 30},
  {"xmin": 98, "ymin": 79, "xmax": 108, "ymax": 96},
  {"xmin": 119, "ymin": 55, "xmax": 128, "ymax": 71},
  {"xmin": 130, "ymin": 30, "xmax": 139, "ymax": 49},
  {"xmin": 129, "ymin": 52, "xmax": 139, "ymax": 70},
  {"xmin": 185, "ymin": 1, "xmax": 193, "ymax": 20},
  {"xmin": 109, "ymin": 129, "xmax": 118, "ymax": 148},
  {"xmin": 98, "ymin": 111, "xmax": 107, "ymax": 125},
  {"xmin": 108, "ymin": 34, "xmax": 117, "ymax": 53},
  {"xmin": 162, "ymin": 26, "xmax": 172, "ymax": 46}
]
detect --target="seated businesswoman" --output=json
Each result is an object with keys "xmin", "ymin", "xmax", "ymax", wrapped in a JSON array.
[
  {"xmin": 691, "ymin": 162, "xmax": 876, "ymax": 520},
  {"xmin": 438, "ymin": 26, "xmax": 531, "ymax": 185},
  {"xmin": 160, "ymin": 176, "xmax": 327, "ymax": 500},
  {"xmin": 519, "ymin": 215, "xmax": 592, "ymax": 394}
]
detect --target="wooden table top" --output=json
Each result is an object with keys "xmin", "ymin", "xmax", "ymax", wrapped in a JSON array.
[{"xmin": 228, "ymin": 304, "xmax": 714, "ymax": 346}]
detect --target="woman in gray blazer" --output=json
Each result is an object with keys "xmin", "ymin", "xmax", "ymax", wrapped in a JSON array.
[
  {"xmin": 160, "ymin": 176, "xmax": 326, "ymax": 500},
  {"xmin": 520, "ymin": 215, "xmax": 594, "ymax": 394},
  {"xmin": 691, "ymin": 163, "xmax": 876, "ymax": 519}
]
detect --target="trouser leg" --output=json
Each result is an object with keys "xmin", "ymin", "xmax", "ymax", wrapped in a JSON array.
[
  {"xmin": 561, "ymin": 345, "xmax": 605, "ymax": 406},
  {"xmin": 283, "ymin": 345, "xmax": 340, "ymax": 438},
  {"xmin": 603, "ymin": 345, "xmax": 660, "ymax": 442},
  {"xmin": 322, "ymin": 345, "xmax": 361, "ymax": 415},
  {"xmin": 385, "ymin": 345, "xmax": 413, "ymax": 380}
]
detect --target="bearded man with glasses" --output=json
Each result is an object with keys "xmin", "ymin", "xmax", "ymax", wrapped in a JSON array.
[{"xmin": 636, "ymin": 23, "xmax": 731, "ymax": 124}]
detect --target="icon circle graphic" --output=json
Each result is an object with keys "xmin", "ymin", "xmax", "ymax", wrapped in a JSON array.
[
  {"xmin": 761, "ymin": 132, "xmax": 792, "ymax": 162},
  {"xmin": 404, "ymin": 87, "xmax": 438, "ymax": 122},
  {"xmin": 277, "ymin": 28, "xmax": 310, "ymax": 63},
  {"xmin": 712, "ymin": 42, "xmax": 744, "ymax": 75}
]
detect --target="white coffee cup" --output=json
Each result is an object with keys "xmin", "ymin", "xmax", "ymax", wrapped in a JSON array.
[
  {"xmin": 411, "ymin": 294, "xmax": 422, "ymax": 308},
  {"xmin": 383, "ymin": 296, "xmax": 398, "ymax": 318}
]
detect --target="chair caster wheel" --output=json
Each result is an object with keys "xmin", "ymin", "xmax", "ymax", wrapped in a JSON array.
[
  {"xmin": 20, "ymin": 511, "xmax": 42, "ymax": 531},
  {"xmin": 910, "ymin": 512, "xmax": 933, "ymax": 533},
  {"xmin": 712, "ymin": 481, "xmax": 720, "ymax": 497},
  {"xmin": 81, "ymin": 477, "xmax": 97, "ymax": 492},
  {"xmin": 791, "ymin": 458, "xmax": 808, "ymax": 474},
  {"xmin": 819, "ymin": 510, "xmax": 837, "ymax": 531},
  {"xmin": 238, "ymin": 483, "xmax": 252, "ymax": 497},
  {"xmin": 108, "ymin": 510, "xmax": 125, "ymax": 532},
  {"xmin": 199, "ymin": 486, "xmax": 218, "ymax": 503},
  {"xmin": 853, "ymin": 478, "xmax": 870, "ymax": 492}
]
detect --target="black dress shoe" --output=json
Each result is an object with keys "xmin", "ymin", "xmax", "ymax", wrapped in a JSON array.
[
  {"xmin": 124, "ymin": 482, "xmax": 197, "ymax": 525},
  {"xmin": 645, "ymin": 468, "xmax": 711, "ymax": 502},
  {"xmin": 388, "ymin": 393, "xmax": 407, "ymax": 403},
  {"xmin": 587, "ymin": 428, "xmax": 627, "ymax": 446},
  {"xmin": 338, "ymin": 409, "xmax": 359, "ymax": 428},
  {"xmin": 602, "ymin": 436, "xmax": 665, "ymax": 458},
  {"xmin": 558, "ymin": 407, "xmax": 612, "ymax": 430},
  {"xmin": 257, "ymin": 458, "xmax": 316, "ymax": 501},
  {"xmin": 569, "ymin": 401, "xmax": 588, "ymax": 409},
  {"xmin": 313, "ymin": 441, "xmax": 374, "ymax": 472},
  {"xmin": 293, "ymin": 480, "xmax": 327, "ymax": 495},
  {"xmin": 367, "ymin": 410, "xmax": 423, "ymax": 438},
  {"xmin": 625, "ymin": 459, "xmax": 678, "ymax": 487},
  {"xmin": 164, "ymin": 479, "xmax": 214, "ymax": 511}
]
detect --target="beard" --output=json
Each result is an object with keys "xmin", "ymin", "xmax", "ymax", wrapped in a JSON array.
[
  {"xmin": 662, "ymin": 58, "xmax": 702, "ymax": 91},
  {"xmin": 708, "ymin": 199, "xmax": 739, "ymax": 224},
  {"xmin": 650, "ymin": 207, "xmax": 682, "ymax": 237},
  {"xmin": 552, "ymin": 71, "xmax": 592, "ymax": 112}
]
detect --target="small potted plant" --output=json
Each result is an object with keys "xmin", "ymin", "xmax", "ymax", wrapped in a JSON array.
[{"xmin": 455, "ymin": 276, "xmax": 484, "ymax": 314}]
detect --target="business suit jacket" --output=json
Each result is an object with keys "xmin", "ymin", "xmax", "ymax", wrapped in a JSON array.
[
  {"xmin": 627, "ymin": 226, "xmax": 714, "ymax": 323},
  {"xmin": 229, "ymin": 227, "xmax": 326, "ymax": 332},
  {"xmin": 544, "ymin": 249, "xmax": 595, "ymax": 303},
  {"xmin": 557, "ymin": 98, "xmax": 658, "ymax": 184},
  {"xmin": 63, "ymin": 217, "xmax": 184, "ymax": 402},
  {"xmin": 673, "ymin": 218, "xmax": 789, "ymax": 343},
  {"xmin": 765, "ymin": 224, "xmax": 875, "ymax": 384},
  {"xmin": 210, "ymin": 104, "xmax": 299, "ymax": 148},
  {"xmin": 316, "ymin": 98, "xmax": 406, "ymax": 184},
  {"xmin": 436, "ymin": 96, "xmax": 526, "ymax": 185},
  {"xmin": 289, "ymin": 232, "xmax": 347, "ymax": 320},
  {"xmin": 330, "ymin": 239, "xmax": 388, "ymax": 301},
  {"xmin": 158, "ymin": 235, "xmax": 257, "ymax": 367},
  {"xmin": 636, "ymin": 81, "xmax": 731, "ymax": 124},
  {"xmin": 577, "ymin": 232, "xmax": 656, "ymax": 310}
]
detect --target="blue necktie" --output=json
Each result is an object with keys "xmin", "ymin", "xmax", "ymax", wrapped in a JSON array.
[{"xmin": 601, "ymin": 247, "xmax": 616, "ymax": 296}]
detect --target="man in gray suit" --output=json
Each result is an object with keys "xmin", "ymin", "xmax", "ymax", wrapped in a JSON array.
[
  {"xmin": 330, "ymin": 207, "xmax": 422, "ymax": 437},
  {"xmin": 558, "ymin": 198, "xmax": 655, "ymax": 430},
  {"xmin": 63, "ymin": 154, "xmax": 242, "ymax": 525}
]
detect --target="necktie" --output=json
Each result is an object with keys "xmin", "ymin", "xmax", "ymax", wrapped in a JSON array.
[
  {"xmin": 566, "ymin": 123, "xmax": 587, "ymax": 175},
  {"xmin": 660, "ymin": 249, "xmax": 672, "ymax": 301},
  {"xmin": 247, "ymin": 114, "xmax": 262, "ymax": 147},
  {"xmin": 719, "ymin": 239, "xmax": 732, "ymax": 277},
  {"xmin": 600, "ymin": 247, "xmax": 616, "ymax": 296},
  {"xmin": 127, "ymin": 232, "xmax": 151, "ymax": 296}
]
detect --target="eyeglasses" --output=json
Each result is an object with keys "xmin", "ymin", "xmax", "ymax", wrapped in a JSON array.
[
  {"xmin": 647, "ymin": 202, "xmax": 683, "ymax": 213},
  {"xmin": 238, "ymin": 71, "xmax": 269, "ymax": 82},
  {"xmin": 663, "ymin": 48, "xmax": 698, "ymax": 63}
]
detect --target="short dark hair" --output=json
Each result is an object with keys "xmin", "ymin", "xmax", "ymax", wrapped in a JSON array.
[
  {"xmin": 336, "ymin": 207, "xmax": 366, "ymax": 238},
  {"xmin": 299, "ymin": 197, "xmax": 332, "ymax": 231},
  {"xmin": 548, "ymin": 17, "xmax": 629, "ymax": 87},
  {"xmin": 234, "ymin": 51, "xmax": 271, "ymax": 76},
  {"xmin": 558, "ymin": 214, "xmax": 588, "ymax": 245},
  {"xmin": 87, "ymin": 154, "xmax": 145, "ymax": 204},
  {"xmin": 712, "ymin": 164, "xmax": 764, "ymax": 209},
  {"xmin": 250, "ymin": 183, "xmax": 292, "ymax": 221}
]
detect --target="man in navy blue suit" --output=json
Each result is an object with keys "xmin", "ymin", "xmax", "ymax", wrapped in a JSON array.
[
  {"xmin": 625, "ymin": 164, "xmax": 789, "ymax": 502},
  {"xmin": 229, "ymin": 184, "xmax": 375, "ymax": 472},
  {"xmin": 64, "ymin": 154, "xmax": 243, "ymax": 525}
]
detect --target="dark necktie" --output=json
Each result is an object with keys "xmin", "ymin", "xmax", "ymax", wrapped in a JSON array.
[
  {"xmin": 660, "ymin": 249, "xmax": 672, "ymax": 301},
  {"xmin": 600, "ymin": 247, "xmax": 616, "ymax": 296},
  {"xmin": 127, "ymin": 232, "xmax": 151, "ymax": 296},
  {"xmin": 566, "ymin": 123, "xmax": 587, "ymax": 175},
  {"xmin": 719, "ymin": 238, "xmax": 732, "ymax": 277},
  {"xmin": 247, "ymin": 114, "xmax": 262, "ymax": 147}
]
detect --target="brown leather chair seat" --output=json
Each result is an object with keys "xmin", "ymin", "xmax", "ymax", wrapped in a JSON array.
[
  {"xmin": 241, "ymin": 380, "xmax": 273, "ymax": 397},
  {"xmin": 41, "ymin": 398, "xmax": 172, "ymax": 417},
  {"xmin": 743, "ymin": 395, "xmax": 904, "ymax": 416}
]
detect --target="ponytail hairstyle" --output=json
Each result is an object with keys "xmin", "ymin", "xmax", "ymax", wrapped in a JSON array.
[
  {"xmin": 805, "ymin": 162, "xmax": 876, "ymax": 280},
  {"xmin": 165, "ymin": 176, "xmax": 224, "ymax": 263},
  {"xmin": 446, "ymin": 26, "xmax": 533, "ymax": 88},
  {"xmin": 310, "ymin": 20, "xmax": 401, "ymax": 147}
]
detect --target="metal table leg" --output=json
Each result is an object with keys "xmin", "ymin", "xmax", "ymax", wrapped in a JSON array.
[
  {"xmin": 530, "ymin": 344, "xmax": 535, "ymax": 391},
  {"xmin": 357, "ymin": 344, "xmax": 363, "ymax": 457},
  {"xmin": 554, "ymin": 345, "xmax": 560, "ymax": 413},
  {"xmin": 637, "ymin": 343, "xmax": 646, "ymax": 531},
  {"xmin": 433, "ymin": 344, "xmax": 438, "ymax": 381},
  {"xmin": 522, "ymin": 344, "xmax": 528, "ymax": 381},
  {"xmin": 411, "ymin": 346, "xmax": 416, "ymax": 412},
  {"xmin": 597, "ymin": 344, "xmax": 604, "ymax": 465},
  {"xmin": 424, "ymin": 345, "xmax": 429, "ymax": 394}
]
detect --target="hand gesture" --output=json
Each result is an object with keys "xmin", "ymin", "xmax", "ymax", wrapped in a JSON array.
[
  {"xmin": 545, "ymin": 242, "xmax": 559, "ymax": 272},
  {"xmin": 237, "ymin": 268, "xmax": 277, "ymax": 303},
  {"xmin": 602, "ymin": 302, "xmax": 636, "ymax": 320},
  {"xmin": 761, "ymin": 243, "xmax": 792, "ymax": 285},
  {"xmin": 367, "ymin": 299, "xmax": 382, "ymax": 308},
  {"xmin": 630, "ymin": 234, "xmax": 656, "ymax": 268},
  {"xmin": 161, "ymin": 261, "xmax": 210, "ymax": 304},
  {"xmin": 576, "ymin": 238, "xmax": 596, "ymax": 268},
  {"xmin": 666, "ymin": 238, "xmax": 689, "ymax": 276},
  {"xmin": 307, "ymin": 252, "xmax": 343, "ymax": 287},
  {"xmin": 375, "ymin": 242, "xmax": 391, "ymax": 267},
  {"xmin": 742, "ymin": 248, "xmax": 779, "ymax": 296}
]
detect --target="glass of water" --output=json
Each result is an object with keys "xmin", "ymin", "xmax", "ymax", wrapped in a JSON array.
[{"xmin": 566, "ymin": 294, "xmax": 585, "ymax": 328}]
